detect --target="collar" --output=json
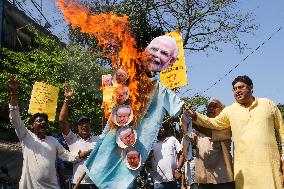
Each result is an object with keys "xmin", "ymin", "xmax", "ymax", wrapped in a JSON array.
[
  {"xmin": 235, "ymin": 97, "xmax": 258, "ymax": 109},
  {"xmin": 76, "ymin": 134, "xmax": 92, "ymax": 141}
]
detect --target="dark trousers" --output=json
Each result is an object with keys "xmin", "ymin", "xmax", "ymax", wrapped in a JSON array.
[
  {"xmin": 198, "ymin": 182, "xmax": 235, "ymax": 189},
  {"xmin": 71, "ymin": 184, "xmax": 99, "ymax": 189}
]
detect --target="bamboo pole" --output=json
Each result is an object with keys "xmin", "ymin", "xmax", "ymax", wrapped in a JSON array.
[{"xmin": 72, "ymin": 172, "xmax": 86, "ymax": 189}]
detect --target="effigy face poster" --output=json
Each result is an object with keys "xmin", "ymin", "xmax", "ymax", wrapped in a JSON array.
[
  {"xmin": 102, "ymin": 74, "xmax": 113, "ymax": 87},
  {"xmin": 160, "ymin": 30, "xmax": 188, "ymax": 89},
  {"xmin": 28, "ymin": 82, "xmax": 59, "ymax": 121}
]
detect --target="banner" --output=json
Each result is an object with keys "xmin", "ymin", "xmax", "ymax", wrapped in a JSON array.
[
  {"xmin": 160, "ymin": 30, "xmax": 188, "ymax": 89},
  {"xmin": 28, "ymin": 82, "xmax": 59, "ymax": 121},
  {"xmin": 102, "ymin": 74, "xmax": 116, "ymax": 115}
]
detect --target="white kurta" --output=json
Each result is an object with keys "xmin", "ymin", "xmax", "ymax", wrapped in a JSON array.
[
  {"xmin": 63, "ymin": 131, "xmax": 98, "ymax": 184},
  {"xmin": 151, "ymin": 136, "xmax": 182, "ymax": 183},
  {"xmin": 9, "ymin": 105, "xmax": 79, "ymax": 189}
]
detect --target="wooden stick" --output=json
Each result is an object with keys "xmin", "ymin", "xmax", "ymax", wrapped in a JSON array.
[
  {"xmin": 181, "ymin": 172, "xmax": 185, "ymax": 189},
  {"xmin": 72, "ymin": 172, "xmax": 86, "ymax": 189}
]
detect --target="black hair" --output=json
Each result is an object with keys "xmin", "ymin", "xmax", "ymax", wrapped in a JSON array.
[
  {"xmin": 126, "ymin": 146, "xmax": 140, "ymax": 154},
  {"xmin": 29, "ymin": 113, "xmax": 48, "ymax": 125},
  {"xmin": 232, "ymin": 75, "xmax": 253, "ymax": 87}
]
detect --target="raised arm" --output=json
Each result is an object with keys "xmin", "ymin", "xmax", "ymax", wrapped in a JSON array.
[
  {"xmin": 8, "ymin": 79, "xmax": 18, "ymax": 106},
  {"xmin": 8, "ymin": 79, "xmax": 28, "ymax": 141},
  {"xmin": 59, "ymin": 83, "xmax": 73, "ymax": 135}
]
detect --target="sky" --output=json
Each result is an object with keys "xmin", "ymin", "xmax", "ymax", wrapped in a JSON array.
[
  {"xmin": 182, "ymin": 0, "xmax": 284, "ymax": 105},
  {"xmin": 16, "ymin": 0, "xmax": 284, "ymax": 105}
]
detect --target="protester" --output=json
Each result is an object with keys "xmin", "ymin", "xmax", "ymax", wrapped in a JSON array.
[
  {"xmin": 187, "ymin": 98, "xmax": 234, "ymax": 189},
  {"xmin": 186, "ymin": 75, "xmax": 284, "ymax": 189},
  {"xmin": 7, "ymin": 79, "xmax": 88, "ymax": 189},
  {"xmin": 53, "ymin": 134, "xmax": 69, "ymax": 189},
  {"xmin": 59, "ymin": 83, "xmax": 99, "ymax": 189},
  {"xmin": 150, "ymin": 124, "xmax": 184, "ymax": 189}
]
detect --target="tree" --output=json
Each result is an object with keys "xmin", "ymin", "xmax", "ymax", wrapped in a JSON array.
[
  {"xmin": 74, "ymin": 0, "xmax": 257, "ymax": 52},
  {"xmin": 0, "ymin": 29, "xmax": 110, "ymax": 134},
  {"xmin": 182, "ymin": 95, "xmax": 210, "ymax": 114},
  {"xmin": 277, "ymin": 104, "xmax": 284, "ymax": 118}
]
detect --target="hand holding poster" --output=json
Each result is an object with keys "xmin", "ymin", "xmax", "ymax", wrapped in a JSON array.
[
  {"xmin": 28, "ymin": 82, "xmax": 59, "ymax": 121},
  {"xmin": 160, "ymin": 30, "xmax": 188, "ymax": 89}
]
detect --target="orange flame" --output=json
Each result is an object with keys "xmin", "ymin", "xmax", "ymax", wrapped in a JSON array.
[{"xmin": 57, "ymin": 0, "xmax": 154, "ymax": 125}]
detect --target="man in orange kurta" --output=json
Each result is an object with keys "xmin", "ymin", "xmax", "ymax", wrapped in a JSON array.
[{"xmin": 186, "ymin": 75, "xmax": 284, "ymax": 189}]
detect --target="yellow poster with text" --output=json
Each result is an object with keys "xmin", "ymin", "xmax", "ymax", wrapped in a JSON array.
[
  {"xmin": 28, "ymin": 82, "xmax": 59, "ymax": 121},
  {"xmin": 102, "ymin": 74, "xmax": 117, "ymax": 115},
  {"xmin": 160, "ymin": 30, "xmax": 188, "ymax": 89}
]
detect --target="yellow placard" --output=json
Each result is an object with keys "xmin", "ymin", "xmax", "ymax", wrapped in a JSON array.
[
  {"xmin": 102, "ymin": 74, "xmax": 117, "ymax": 115},
  {"xmin": 103, "ymin": 86, "xmax": 116, "ymax": 103},
  {"xmin": 28, "ymin": 82, "xmax": 59, "ymax": 121},
  {"xmin": 160, "ymin": 30, "xmax": 188, "ymax": 89}
]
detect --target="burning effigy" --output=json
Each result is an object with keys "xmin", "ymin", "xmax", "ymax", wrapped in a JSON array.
[{"xmin": 57, "ymin": 0, "xmax": 184, "ymax": 188}]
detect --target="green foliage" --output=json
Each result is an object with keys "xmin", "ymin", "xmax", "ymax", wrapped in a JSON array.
[
  {"xmin": 277, "ymin": 104, "xmax": 284, "ymax": 118},
  {"xmin": 0, "ymin": 29, "xmax": 110, "ymax": 135},
  {"xmin": 182, "ymin": 95, "xmax": 210, "ymax": 114}
]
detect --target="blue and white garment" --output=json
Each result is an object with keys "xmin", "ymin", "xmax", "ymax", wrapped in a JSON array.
[{"xmin": 85, "ymin": 77, "xmax": 184, "ymax": 189}]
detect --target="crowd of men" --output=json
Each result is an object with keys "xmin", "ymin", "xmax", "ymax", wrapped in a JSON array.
[{"xmin": 6, "ymin": 33, "xmax": 284, "ymax": 189}]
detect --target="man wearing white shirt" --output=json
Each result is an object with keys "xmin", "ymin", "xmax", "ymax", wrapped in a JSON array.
[
  {"xmin": 150, "ymin": 124, "xmax": 184, "ymax": 189},
  {"xmin": 7, "ymin": 79, "xmax": 88, "ymax": 189},
  {"xmin": 59, "ymin": 84, "xmax": 99, "ymax": 189}
]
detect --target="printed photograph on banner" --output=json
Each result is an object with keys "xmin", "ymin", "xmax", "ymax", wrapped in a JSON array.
[
  {"xmin": 102, "ymin": 74, "xmax": 116, "ymax": 115},
  {"xmin": 143, "ymin": 35, "xmax": 179, "ymax": 73},
  {"xmin": 112, "ymin": 105, "xmax": 133, "ymax": 127},
  {"xmin": 28, "ymin": 82, "xmax": 59, "ymax": 121},
  {"xmin": 113, "ymin": 85, "xmax": 129, "ymax": 105},
  {"xmin": 113, "ymin": 68, "xmax": 129, "ymax": 85},
  {"xmin": 124, "ymin": 147, "xmax": 141, "ymax": 170},
  {"xmin": 160, "ymin": 30, "xmax": 188, "ymax": 89},
  {"xmin": 116, "ymin": 126, "xmax": 137, "ymax": 148},
  {"xmin": 102, "ymin": 74, "xmax": 113, "ymax": 87}
]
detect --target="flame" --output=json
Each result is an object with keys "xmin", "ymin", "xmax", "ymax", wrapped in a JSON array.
[{"xmin": 57, "ymin": 0, "xmax": 154, "ymax": 125}]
